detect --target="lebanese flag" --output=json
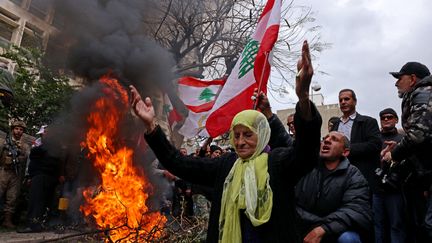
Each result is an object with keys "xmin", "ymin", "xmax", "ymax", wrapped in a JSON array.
[
  {"xmin": 177, "ymin": 77, "xmax": 225, "ymax": 138},
  {"xmin": 163, "ymin": 93, "xmax": 183, "ymax": 128},
  {"xmin": 178, "ymin": 77, "xmax": 226, "ymax": 113},
  {"xmin": 204, "ymin": 0, "xmax": 281, "ymax": 137}
]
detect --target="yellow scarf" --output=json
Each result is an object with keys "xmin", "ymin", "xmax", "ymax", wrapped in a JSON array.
[{"xmin": 218, "ymin": 110, "xmax": 273, "ymax": 243}]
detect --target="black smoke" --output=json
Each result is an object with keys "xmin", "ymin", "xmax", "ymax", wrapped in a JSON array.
[
  {"xmin": 38, "ymin": 0, "xmax": 179, "ymax": 218},
  {"xmin": 49, "ymin": 0, "xmax": 175, "ymax": 90}
]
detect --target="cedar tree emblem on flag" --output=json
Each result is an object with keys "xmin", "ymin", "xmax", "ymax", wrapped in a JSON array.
[{"xmin": 239, "ymin": 40, "xmax": 259, "ymax": 79}]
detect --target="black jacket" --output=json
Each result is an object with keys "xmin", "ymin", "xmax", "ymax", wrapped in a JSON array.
[
  {"xmin": 331, "ymin": 113, "xmax": 382, "ymax": 192},
  {"xmin": 267, "ymin": 113, "xmax": 294, "ymax": 149},
  {"xmin": 145, "ymin": 102, "xmax": 322, "ymax": 243},
  {"xmin": 380, "ymin": 128, "xmax": 403, "ymax": 147},
  {"xmin": 295, "ymin": 158, "xmax": 372, "ymax": 237}
]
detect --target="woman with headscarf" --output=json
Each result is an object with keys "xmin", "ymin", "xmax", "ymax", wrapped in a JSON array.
[{"xmin": 130, "ymin": 41, "xmax": 322, "ymax": 243}]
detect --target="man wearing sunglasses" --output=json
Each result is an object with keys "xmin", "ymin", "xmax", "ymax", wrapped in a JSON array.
[
  {"xmin": 375, "ymin": 108, "xmax": 408, "ymax": 243},
  {"xmin": 379, "ymin": 109, "xmax": 401, "ymax": 143}
]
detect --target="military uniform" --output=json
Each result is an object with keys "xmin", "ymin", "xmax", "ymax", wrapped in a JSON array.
[
  {"xmin": 392, "ymin": 76, "xmax": 432, "ymax": 169},
  {"xmin": 0, "ymin": 122, "xmax": 30, "ymax": 228},
  {"xmin": 390, "ymin": 70, "xmax": 432, "ymax": 241}
]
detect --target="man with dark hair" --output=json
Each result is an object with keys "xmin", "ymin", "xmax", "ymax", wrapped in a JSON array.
[
  {"xmin": 287, "ymin": 113, "xmax": 296, "ymax": 138},
  {"xmin": 296, "ymin": 131, "xmax": 372, "ymax": 243},
  {"xmin": 331, "ymin": 89, "xmax": 382, "ymax": 240},
  {"xmin": 328, "ymin": 117, "xmax": 339, "ymax": 133},
  {"xmin": 209, "ymin": 145, "xmax": 222, "ymax": 158},
  {"xmin": 374, "ymin": 108, "xmax": 408, "ymax": 243},
  {"xmin": 331, "ymin": 89, "xmax": 382, "ymax": 193},
  {"xmin": 383, "ymin": 61, "xmax": 432, "ymax": 240}
]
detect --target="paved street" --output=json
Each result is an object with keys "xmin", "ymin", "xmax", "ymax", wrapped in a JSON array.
[{"xmin": 0, "ymin": 228, "xmax": 98, "ymax": 242}]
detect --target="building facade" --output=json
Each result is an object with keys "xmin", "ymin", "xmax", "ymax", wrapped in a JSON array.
[
  {"xmin": 277, "ymin": 94, "xmax": 342, "ymax": 137},
  {"xmin": 0, "ymin": 0, "xmax": 61, "ymax": 68}
]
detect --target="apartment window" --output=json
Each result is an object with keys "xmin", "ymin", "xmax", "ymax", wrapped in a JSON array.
[
  {"xmin": 52, "ymin": 10, "xmax": 64, "ymax": 29},
  {"xmin": 0, "ymin": 19, "xmax": 14, "ymax": 45},
  {"xmin": 29, "ymin": 0, "xmax": 50, "ymax": 20},
  {"xmin": 21, "ymin": 24, "xmax": 44, "ymax": 49}
]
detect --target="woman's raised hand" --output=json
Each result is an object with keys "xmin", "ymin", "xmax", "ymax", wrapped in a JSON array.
[{"xmin": 130, "ymin": 85, "xmax": 156, "ymax": 131}]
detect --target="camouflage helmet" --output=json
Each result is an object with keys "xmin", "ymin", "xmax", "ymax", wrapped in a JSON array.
[{"xmin": 11, "ymin": 120, "xmax": 26, "ymax": 129}]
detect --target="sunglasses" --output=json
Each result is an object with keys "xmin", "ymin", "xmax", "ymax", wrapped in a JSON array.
[{"xmin": 380, "ymin": 115, "xmax": 395, "ymax": 120}]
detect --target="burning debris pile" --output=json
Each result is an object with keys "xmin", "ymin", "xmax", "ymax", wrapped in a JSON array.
[
  {"xmin": 36, "ymin": 0, "xmax": 209, "ymax": 241},
  {"xmin": 79, "ymin": 75, "xmax": 166, "ymax": 241}
]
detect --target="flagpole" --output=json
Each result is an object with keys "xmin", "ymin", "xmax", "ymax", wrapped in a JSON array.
[{"xmin": 253, "ymin": 51, "xmax": 270, "ymax": 110}]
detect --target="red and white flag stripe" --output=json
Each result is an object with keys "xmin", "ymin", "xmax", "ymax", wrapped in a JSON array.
[
  {"xmin": 163, "ymin": 93, "xmax": 183, "ymax": 127},
  {"xmin": 204, "ymin": 0, "xmax": 282, "ymax": 137},
  {"xmin": 178, "ymin": 77, "xmax": 225, "ymax": 113}
]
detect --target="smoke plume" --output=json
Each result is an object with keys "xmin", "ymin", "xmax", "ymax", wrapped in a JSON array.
[
  {"xmin": 50, "ymin": 0, "xmax": 175, "ymax": 89},
  {"xmin": 39, "ymin": 0, "xmax": 179, "ymax": 215}
]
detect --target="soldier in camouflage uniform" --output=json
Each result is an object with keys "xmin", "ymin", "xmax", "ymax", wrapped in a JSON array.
[
  {"xmin": 383, "ymin": 61, "xmax": 432, "ymax": 240},
  {"xmin": 0, "ymin": 121, "xmax": 30, "ymax": 228}
]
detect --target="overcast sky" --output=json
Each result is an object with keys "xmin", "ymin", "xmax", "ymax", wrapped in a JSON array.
[{"xmin": 270, "ymin": 0, "xmax": 432, "ymax": 124}]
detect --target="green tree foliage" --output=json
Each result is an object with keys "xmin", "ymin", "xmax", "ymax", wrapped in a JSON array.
[{"xmin": 0, "ymin": 45, "xmax": 75, "ymax": 135}]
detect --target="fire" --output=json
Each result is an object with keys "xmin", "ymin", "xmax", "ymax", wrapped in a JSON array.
[{"xmin": 80, "ymin": 75, "xmax": 166, "ymax": 242}]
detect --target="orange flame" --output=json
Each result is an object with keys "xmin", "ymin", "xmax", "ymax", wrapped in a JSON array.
[{"xmin": 80, "ymin": 75, "xmax": 166, "ymax": 242}]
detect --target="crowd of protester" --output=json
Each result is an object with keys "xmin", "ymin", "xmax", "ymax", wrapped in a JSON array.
[
  {"xmin": 1, "ymin": 41, "xmax": 432, "ymax": 243},
  {"xmin": 132, "ymin": 55, "xmax": 432, "ymax": 243}
]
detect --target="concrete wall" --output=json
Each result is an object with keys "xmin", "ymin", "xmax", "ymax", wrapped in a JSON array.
[{"xmin": 277, "ymin": 103, "xmax": 342, "ymax": 138}]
